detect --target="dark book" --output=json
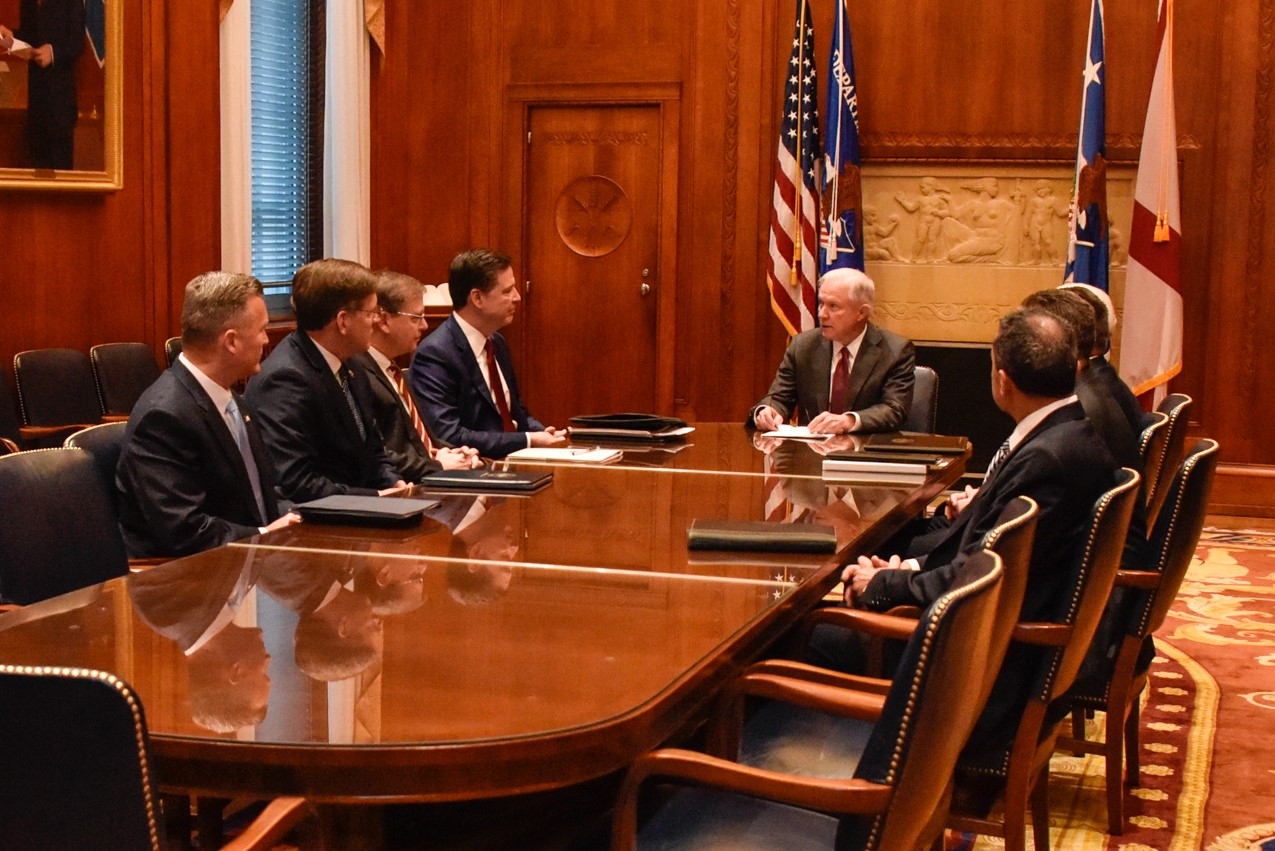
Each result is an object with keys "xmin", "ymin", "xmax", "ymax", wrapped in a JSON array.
[
  {"xmin": 417, "ymin": 468, "xmax": 553, "ymax": 494},
  {"xmin": 859, "ymin": 432, "xmax": 970, "ymax": 455},
  {"xmin": 295, "ymin": 495, "xmax": 440, "ymax": 527},
  {"xmin": 687, "ymin": 519, "xmax": 837, "ymax": 554}
]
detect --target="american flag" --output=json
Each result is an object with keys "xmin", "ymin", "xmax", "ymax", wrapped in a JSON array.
[
  {"xmin": 766, "ymin": 0, "xmax": 821, "ymax": 335},
  {"xmin": 1065, "ymin": 0, "xmax": 1110, "ymax": 289},
  {"xmin": 1121, "ymin": 0, "xmax": 1183, "ymax": 398},
  {"xmin": 820, "ymin": 0, "xmax": 864, "ymax": 274}
]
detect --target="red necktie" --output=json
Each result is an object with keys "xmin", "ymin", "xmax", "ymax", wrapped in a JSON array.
[
  {"xmin": 484, "ymin": 340, "xmax": 516, "ymax": 432},
  {"xmin": 387, "ymin": 363, "xmax": 434, "ymax": 454},
  {"xmin": 829, "ymin": 348, "xmax": 851, "ymax": 413}
]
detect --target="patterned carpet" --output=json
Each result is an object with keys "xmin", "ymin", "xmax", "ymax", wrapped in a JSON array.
[{"xmin": 959, "ymin": 527, "xmax": 1275, "ymax": 850}]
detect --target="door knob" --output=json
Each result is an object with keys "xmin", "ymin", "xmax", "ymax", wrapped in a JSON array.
[{"xmin": 640, "ymin": 283, "xmax": 650, "ymax": 297}]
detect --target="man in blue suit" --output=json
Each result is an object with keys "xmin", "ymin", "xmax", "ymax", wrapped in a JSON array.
[
  {"xmin": 409, "ymin": 249, "xmax": 565, "ymax": 458},
  {"xmin": 117, "ymin": 272, "xmax": 300, "ymax": 559}
]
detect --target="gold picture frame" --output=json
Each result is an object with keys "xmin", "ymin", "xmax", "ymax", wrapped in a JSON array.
[{"xmin": 0, "ymin": 0, "xmax": 122, "ymax": 191}]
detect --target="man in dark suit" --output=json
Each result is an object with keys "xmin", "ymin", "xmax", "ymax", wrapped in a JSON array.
[
  {"xmin": 826, "ymin": 308, "xmax": 1119, "ymax": 761},
  {"xmin": 409, "ymin": 249, "xmax": 566, "ymax": 459},
  {"xmin": 843, "ymin": 308, "xmax": 1117, "ymax": 622},
  {"xmin": 751, "ymin": 268, "xmax": 915, "ymax": 434},
  {"xmin": 246, "ymin": 258, "xmax": 406, "ymax": 503},
  {"xmin": 0, "ymin": 0, "xmax": 85, "ymax": 169},
  {"xmin": 348, "ymin": 269, "xmax": 481, "ymax": 481},
  {"xmin": 1061, "ymin": 282, "xmax": 1144, "ymax": 431},
  {"xmin": 117, "ymin": 272, "xmax": 300, "ymax": 559}
]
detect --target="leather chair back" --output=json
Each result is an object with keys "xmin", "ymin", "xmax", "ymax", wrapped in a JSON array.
[
  {"xmin": 164, "ymin": 336, "xmax": 183, "ymax": 368},
  {"xmin": 1150, "ymin": 393, "xmax": 1192, "ymax": 525},
  {"xmin": 975, "ymin": 496, "xmax": 1038, "ymax": 708},
  {"xmin": 0, "ymin": 448, "xmax": 128, "ymax": 605},
  {"xmin": 91, "ymin": 343, "xmax": 162, "ymax": 417},
  {"xmin": 843, "ymin": 550, "xmax": 1005, "ymax": 850},
  {"xmin": 0, "ymin": 664, "xmax": 164, "ymax": 850},
  {"xmin": 0, "ymin": 365, "xmax": 22, "ymax": 453},
  {"xmin": 1136, "ymin": 439, "xmax": 1220, "ymax": 641},
  {"xmin": 901, "ymin": 365, "xmax": 939, "ymax": 433},
  {"xmin": 1136, "ymin": 410, "xmax": 1170, "ymax": 514},
  {"xmin": 13, "ymin": 348, "xmax": 104, "ymax": 429},
  {"xmin": 65, "ymin": 422, "xmax": 129, "ymax": 512}
]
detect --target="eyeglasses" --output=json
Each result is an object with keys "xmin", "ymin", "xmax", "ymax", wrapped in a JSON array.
[
  {"xmin": 345, "ymin": 307, "xmax": 384, "ymax": 319},
  {"xmin": 391, "ymin": 310, "xmax": 429, "ymax": 321}
]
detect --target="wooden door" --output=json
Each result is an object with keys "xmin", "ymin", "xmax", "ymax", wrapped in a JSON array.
[{"xmin": 519, "ymin": 104, "xmax": 666, "ymax": 425}]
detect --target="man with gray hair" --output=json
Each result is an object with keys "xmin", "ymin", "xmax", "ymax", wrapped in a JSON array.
[
  {"xmin": 117, "ymin": 271, "xmax": 300, "ymax": 559},
  {"xmin": 751, "ymin": 268, "xmax": 915, "ymax": 433}
]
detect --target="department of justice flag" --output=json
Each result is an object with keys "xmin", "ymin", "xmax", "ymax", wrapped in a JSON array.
[{"xmin": 820, "ymin": 0, "xmax": 863, "ymax": 274}]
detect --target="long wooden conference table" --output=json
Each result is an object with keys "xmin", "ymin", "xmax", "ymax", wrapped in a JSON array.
[{"xmin": 0, "ymin": 424, "xmax": 965, "ymax": 805}]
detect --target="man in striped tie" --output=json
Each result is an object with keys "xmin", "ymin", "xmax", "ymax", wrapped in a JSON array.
[{"xmin": 350, "ymin": 270, "xmax": 482, "ymax": 481}]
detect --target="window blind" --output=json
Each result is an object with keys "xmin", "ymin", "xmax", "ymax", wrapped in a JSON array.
[{"xmin": 250, "ymin": 0, "xmax": 312, "ymax": 294}]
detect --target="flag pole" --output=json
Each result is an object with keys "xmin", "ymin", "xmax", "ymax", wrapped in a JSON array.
[
  {"xmin": 790, "ymin": 0, "xmax": 807, "ymax": 286},
  {"xmin": 1155, "ymin": 0, "xmax": 1174, "ymax": 242}
]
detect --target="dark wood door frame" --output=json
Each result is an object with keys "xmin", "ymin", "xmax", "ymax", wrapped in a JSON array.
[{"xmin": 503, "ymin": 82, "xmax": 681, "ymax": 417}]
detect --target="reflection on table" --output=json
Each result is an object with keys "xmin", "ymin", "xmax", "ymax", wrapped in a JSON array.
[{"xmin": 0, "ymin": 424, "xmax": 965, "ymax": 802}]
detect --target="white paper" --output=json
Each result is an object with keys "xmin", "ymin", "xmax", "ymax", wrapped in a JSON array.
[
  {"xmin": 761, "ymin": 425, "xmax": 832, "ymax": 441},
  {"xmin": 4, "ymin": 37, "xmax": 34, "ymax": 60},
  {"xmin": 506, "ymin": 447, "xmax": 623, "ymax": 464}
]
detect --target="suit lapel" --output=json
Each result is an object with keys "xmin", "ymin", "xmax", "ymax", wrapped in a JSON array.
[
  {"xmin": 296, "ymin": 332, "xmax": 366, "ymax": 446},
  {"xmin": 448, "ymin": 317, "xmax": 500, "ymax": 416},
  {"xmin": 847, "ymin": 325, "xmax": 883, "ymax": 407}
]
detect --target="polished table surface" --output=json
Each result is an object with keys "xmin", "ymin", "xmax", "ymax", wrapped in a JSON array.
[{"xmin": 0, "ymin": 424, "xmax": 965, "ymax": 803}]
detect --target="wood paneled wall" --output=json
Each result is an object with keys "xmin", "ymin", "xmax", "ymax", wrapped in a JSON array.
[{"xmin": 0, "ymin": 0, "xmax": 1271, "ymax": 513}]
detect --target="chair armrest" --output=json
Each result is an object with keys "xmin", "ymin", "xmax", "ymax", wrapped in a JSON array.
[
  {"xmin": 743, "ymin": 659, "xmax": 891, "ymax": 696},
  {"xmin": 219, "ymin": 797, "xmax": 312, "ymax": 851},
  {"xmin": 734, "ymin": 671, "xmax": 889, "ymax": 722},
  {"xmin": 1115, "ymin": 569, "xmax": 1162, "ymax": 591},
  {"xmin": 0, "ymin": 437, "xmax": 19, "ymax": 455},
  {"xmin": 609, "ymin": 748, "xmax": 893, "ymax": 850},
  {"xmin": 1011, "ymin": 622, "xmax": 1072, "ymax": 646},
  {"xmin": 20, "ymin": 424, "xmax": 89, "ymax": 443},
  {"xmin": 101, "ymin": 414, "xmax": 131, "ymax": 423},
  {"xmin": 801, "ymin": 607, "xmax": 919, "ymax": 642}
]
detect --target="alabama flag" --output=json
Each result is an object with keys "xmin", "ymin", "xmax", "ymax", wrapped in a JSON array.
[{"xmin": 1121, "ymin": 0, "xmax": 1183, "ymax": 396}]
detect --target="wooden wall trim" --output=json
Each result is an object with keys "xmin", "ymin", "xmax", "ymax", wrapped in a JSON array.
[
  {"xmin": 1241, "ymin": 0, "xmax": 1275, "ymax": 387},
  {"xmin": 1211, "ymin": 464, "xmax": 1275, "ymax": 518},
  {"xmin": 719, "ymin": 0, "xmax": 740, "ymax": 324}
]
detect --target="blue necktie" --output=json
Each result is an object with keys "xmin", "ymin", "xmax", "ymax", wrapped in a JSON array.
[{"xmin": 226, "ymin": 397, "xmax": 268, "ymax": 525}]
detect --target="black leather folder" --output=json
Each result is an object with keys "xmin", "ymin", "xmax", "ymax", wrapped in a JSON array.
[
  {"xmin": 295, "ymin": 495, "xmax": 440, "ymax": 527},
  {"xmin": 687, "ymin": 519, "xmax": 837, "ymax": 553},
  {"xmin": 418, "ymin": 468, "xmax": 553, "ymax": 494}
]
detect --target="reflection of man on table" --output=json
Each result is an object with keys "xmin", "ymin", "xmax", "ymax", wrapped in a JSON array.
[
  {"xmin": 0, "ymin": 0, "xmax": 86, "ymax": 169},
  {"xmin": 751, "ymin": 268, "xmax": 915, "ymax": 434}
]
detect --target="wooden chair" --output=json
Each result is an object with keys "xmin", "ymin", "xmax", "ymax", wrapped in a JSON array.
[
  {"xmin": 945, "ymin": 468, "xmax": 1140, "ymax": 851},
  {"xmin": 609, "ymin": 550, "xmax": 1007, "ymax": 851},
  {"xmin": 0, "ymin": 664, "xmax": 312, "ymax": 850},
  {"xmin": 1056, "ymin": 439, "xmax": 1220, "ymax": 834},
  {"xmin": 91, "ymin": 342, "xmax": 162, "ymax": 419},
  {"xmin": 0, "ymin": 448, "xmax": 128, "ymax": 606},
  {"xmin": 901, "ymin": 365, "xmax": 939, "ymax": 433},
  {"xmin": 1149, "ymin": 394, "xmax": 1192, "ymax": 525},
  {"xmin": 13, "ymin": 348, "xmax": 104, "ymax": 446},
  {"xmin": 165, "ymin": 336, "xmax": 183, "ymax": 368}
]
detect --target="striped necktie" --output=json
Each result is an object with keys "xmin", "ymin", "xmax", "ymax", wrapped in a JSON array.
[
  {"xmin": 387, "ymin": 363, "xmax": 434, "ymax": 454},
  {"xmin": 984, "ymin": 439, "xmax": 1011, "ymax": 482}
]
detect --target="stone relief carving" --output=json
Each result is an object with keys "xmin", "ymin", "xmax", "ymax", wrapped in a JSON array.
[
  {"xmin": 555, "ymin": 174, "xmax": 632, "ymax": 257},
  {"xmin": 861, "ymin": 164, "xmax": 1135, "ymax": 345}
]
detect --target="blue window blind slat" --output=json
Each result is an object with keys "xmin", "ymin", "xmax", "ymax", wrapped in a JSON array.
[{"xmin": 250, "ymin": 0, "xmax": 312, "ymax": 287}]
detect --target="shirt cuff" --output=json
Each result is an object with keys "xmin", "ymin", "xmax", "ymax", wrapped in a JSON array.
[{"xmin": 902, "ymin": 558, "xmax": 921, "ymax": 571}]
